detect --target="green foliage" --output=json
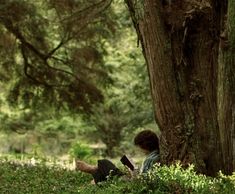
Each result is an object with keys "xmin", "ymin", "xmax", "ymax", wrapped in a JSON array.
[
  {"xmin": 0, "ymin": 159, "xmax": 235, "ymax": 194},
  {"xmin": 0, "ymin": 159, "xmax": 91, "ymax": 194},
  {"xmin": 81, "ymin": 163, "xmax": 235, "ymax": 194},
  {"xmin": 0, "ymin": 109, "xmax": 37, "ymax": 133},
  {"xmin": 0, "ymin": 0, "xmax": 155, "ymax": 160},
  {"xmin": 0, "ymin": 0, "xmax": 115, "ymax": 112},
  {"xmin": 38, "ymin": 115, "xmax": 80, "ymax": 134},
  {"xmin": 69, "ymin": 142, "xmax": 93, "ymax": 159},
  {"xmin": 82, "ymin": 1, "xmax": 156, "ymax": 156}
]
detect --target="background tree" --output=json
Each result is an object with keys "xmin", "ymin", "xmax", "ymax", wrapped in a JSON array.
[
  {"xmin": 0, "ymin": 0, "xmax": 113, "ymax": 113},
  {"xmin": 125, "ymin": 0, "xmax": 234, "ymax": 175},
  {"xmin": 0, "ymin": 0, "xmax": 115, "ymax": 154},
  {"xmin": 82, "ymin": 1, "xmax": 155, "ymax": 157},
  {"xmin": 0, "ymin": 0, "xmax": 155, "ymax": 156}
]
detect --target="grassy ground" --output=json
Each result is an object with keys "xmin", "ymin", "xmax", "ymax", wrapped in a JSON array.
[
  {"xmin": 0, "ymin": 159, "xmax": 90, "ymax": 194},
  {"xmin": 0, "ymin": 156, "xmax": 235, "ymax": 194}
]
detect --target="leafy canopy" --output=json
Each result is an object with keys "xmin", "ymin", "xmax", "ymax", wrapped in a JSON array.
[{"xmin": 0, "ymin": 0, "xmax": 114, "ymax": 112}]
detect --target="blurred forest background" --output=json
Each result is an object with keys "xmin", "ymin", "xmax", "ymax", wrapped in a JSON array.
[
  {"xmin": 0, "ymin": 0, "xmax": 157, "ymax": 161},
  {"xmin": 0, "ymin": 1, "xmax": 235, "ymax": 193}
]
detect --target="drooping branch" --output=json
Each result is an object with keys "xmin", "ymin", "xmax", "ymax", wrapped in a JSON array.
[
  {"xmin": 45, "ymin": 37, "xmax": 66, "ymax": 60},
  {"xmin": 20, "ymin": 44, "xmax": 51, "ymax": 87},
  {"xmin": 62, "ymin": 0, "xmax": 112, "ymax": 24},
  {"xmin": 0, "ymin": 0, "xmax": 109, "ymax": 112},
  {"xmin": 4, "ymin": 22, "xmax": 46, "ymax": 59},
  {"xmin": 4, "ymin": 22, "xmax": 87, "ymax": 88},
  {"xmin": 21, "ymin": 42, "xmax": 103, "ymax": 105}
]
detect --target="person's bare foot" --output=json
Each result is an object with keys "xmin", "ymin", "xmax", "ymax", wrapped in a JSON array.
[{"xmin": 76, "ymin": 160, "xmax": 97, "ymax": 174}]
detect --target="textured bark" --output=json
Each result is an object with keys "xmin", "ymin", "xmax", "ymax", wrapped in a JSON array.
[
  {"xmin": 125, "ymin": 0, "xmax": 232, "ymax": 175},
  {"xmin": 218, "ymin": 0, "xmax": 235, "ymax": 172}
]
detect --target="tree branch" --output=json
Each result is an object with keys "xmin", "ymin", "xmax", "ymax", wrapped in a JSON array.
[
  {"xmin": 62, "ymin": 0, "xmax": 112, "ymax": 23},
  {"xmin": 4, "ymin": 22, "xmax": 46, "ymax": 59},
  {"xmin": 20, "ymin": 44, "xmax": 51, "ymax": 87},
  {"xmin": 45, "ymin": 38, "xmax": 66, "ymax": 59}
]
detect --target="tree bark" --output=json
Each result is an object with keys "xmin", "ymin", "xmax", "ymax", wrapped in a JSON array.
[
  {"xmin": 218, "ymin": 0, "xmax": 235, "ymax": 172},
  {"xmin": 125, "ymin": 0, "xmax": 232, "ymax": 175}
]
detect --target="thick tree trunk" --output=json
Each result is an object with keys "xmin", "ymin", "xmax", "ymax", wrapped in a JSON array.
[
  {"xmin": 218, "ymin": 0, "xmax": 235, "ymax": 172},
  {"xmin": 125, "ymin": 0, "xmax": 232, "ymax": 175}
]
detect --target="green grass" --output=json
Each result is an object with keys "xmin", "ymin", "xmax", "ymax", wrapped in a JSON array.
[
  {"xmin": 0, "ymin": 159, "xmax": 91, "ymax": 194},
  {"xmin": 0, "ymin": 158, "xmax": 235, "ymax": 194},
  {"xmin": 81, "ymin": 163, "xmax": 235, "ymax": 194}
]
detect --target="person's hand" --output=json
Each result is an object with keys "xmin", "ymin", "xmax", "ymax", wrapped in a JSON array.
[
  {"xmin": 90, "ymin": 179, "xmax": 96, "ymax": 185},
  {"xmin": 124, "ymin": 167, "xmax": 138, "ymax": 179}
]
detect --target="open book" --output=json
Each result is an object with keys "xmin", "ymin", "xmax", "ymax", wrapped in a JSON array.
[{"xmin": 120, "ymin": 155, "xmax": 135, "ymax": 171}]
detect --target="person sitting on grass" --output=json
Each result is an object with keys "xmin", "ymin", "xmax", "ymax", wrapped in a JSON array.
[{"xmin": 76, "ymin": 129, "xmax": 160, "ymax": 184}]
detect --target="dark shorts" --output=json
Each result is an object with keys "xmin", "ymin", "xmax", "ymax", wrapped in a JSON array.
[{"xmin": 92, "ymin": 159, "xmax": 123, "ymax": 184}]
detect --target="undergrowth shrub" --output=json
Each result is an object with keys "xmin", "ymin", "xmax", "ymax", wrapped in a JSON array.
[
  {"xmin": 0, "ymin": 159, "xmax": 234, "ymax": 194},
  {"xmin": 81, "ymin": 163, "xmax": 235, "ymax": 194},
  {"xmin": 69, "ymin": 142, "xmax": 93, "ymax": 159},
  {"xmin": 0, "ymin": 158, "xmax": 91, "ymax": 194}
]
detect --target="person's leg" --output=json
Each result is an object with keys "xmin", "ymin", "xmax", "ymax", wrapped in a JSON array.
[
  {"xmin": 76, "ymin": 159, "xmax": 123, "ymax": 184},
  {"xmin": 76, "ymin": 160, "xmax": 98, "ymax": 174},
  {"xmin": 92, "ymin": 159, "xmax": 123, "ymax": 183}
]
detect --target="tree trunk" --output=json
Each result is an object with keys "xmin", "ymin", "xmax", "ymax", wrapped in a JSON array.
[
  {"xmin": 125, "ymin": 0, "xmax": 232, "ymax": 175},
  {"xmin": 218, "ymin": 0, "xmax": 235, "ymax": 172}
]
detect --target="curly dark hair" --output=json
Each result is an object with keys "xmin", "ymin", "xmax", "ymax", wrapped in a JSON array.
[{"xmin": 134, "ymin": 130, "xmax": 159, "ymax": 152}]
